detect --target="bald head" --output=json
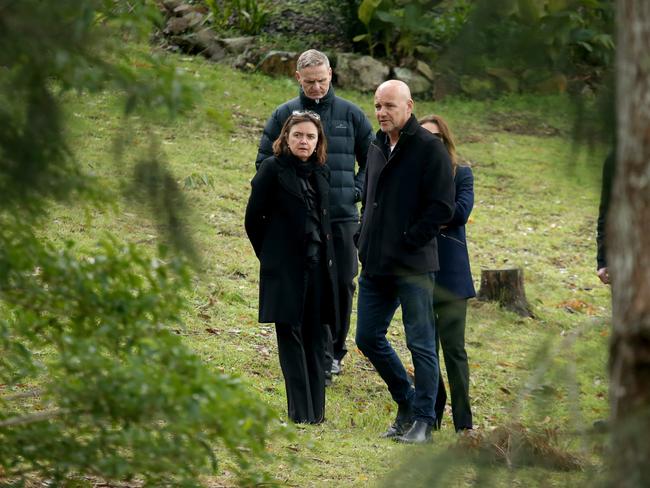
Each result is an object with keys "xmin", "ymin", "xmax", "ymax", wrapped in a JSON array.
[
  {"xmin": 376, "ymin": 80, "xmax": 412, "ymax": 102},
  {"xmin": 374, "ymin": 80, "xmax": 414, "ymax": 144}
]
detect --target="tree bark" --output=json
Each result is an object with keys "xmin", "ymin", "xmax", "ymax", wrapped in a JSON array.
[
  {"xmin": 477, "ymin": 268, "xmax": 532, "ymax": 317},
  {"xmin": 609, "ymin": 2, "xmax": 650, "ymax": 486}
]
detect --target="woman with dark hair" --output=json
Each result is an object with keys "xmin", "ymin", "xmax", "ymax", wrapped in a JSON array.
[
  {"xmin": 245, "ymin": 111, "xmax": 338, "ymax": 424},
  {"xmin": 420, "ymin": 114, "xmax": 475, "ymax": 432}
]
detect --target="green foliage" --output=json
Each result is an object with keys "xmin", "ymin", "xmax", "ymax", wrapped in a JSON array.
[
  {"xmin": 353, "ymin": 0, "xmax": 472, "ymax": 61},
  {"xmin": 0, "ymin": 1, "xmax": 289, "ymax": 485},
  {"xmin": 206, "ymin": 0, "xmax": 270, "ymax": 35},
  {"xmin": 124, "ymin": 145, "xmax": 200, "ymax": 263},
  {"xmin": 0, "ymin": 0, "xmax": 197, "ymax": 216},
  {"xmin": 0, "ymin": 227, "xmax": 286, "ymax": 485},
  {"xmin": 444, "ymin": 0, "xmax": 615, "ymax": 95}
]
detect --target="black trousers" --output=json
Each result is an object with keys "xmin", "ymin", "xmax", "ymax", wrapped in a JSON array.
[
  {"xmin": 328, "ymin": 220, "xmax": 359, "ymax": 362},
  {"xmin": 433, "ymin": 297, "xmax": 473, "ymax": 431},
  {"xmin": 275, "ymin": 262, "xmax": 328, "ymax": 424}
]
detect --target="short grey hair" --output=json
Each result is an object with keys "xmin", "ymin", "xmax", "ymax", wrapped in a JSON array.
[{"xmin": 297, "ymin": 49, "xmax": 330, "ymax": 71}]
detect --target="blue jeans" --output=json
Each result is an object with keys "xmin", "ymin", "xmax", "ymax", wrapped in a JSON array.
[{"xmin": 356, "ymin": 272, "xmax": 439, "ymax": 424}]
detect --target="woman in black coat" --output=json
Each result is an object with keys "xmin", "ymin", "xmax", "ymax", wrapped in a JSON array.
[
  {"xmin": 420, "ymin": 114, "xmax": 475, "ymax": 432},
  {"xmin": 245, "ymin": 111, "xmax": 338, "ymax": 424}
]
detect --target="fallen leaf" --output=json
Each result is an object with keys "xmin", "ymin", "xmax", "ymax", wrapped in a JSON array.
[{"xmin": 557, "ymin": 299, "xmax": 596, "ymax": 315}]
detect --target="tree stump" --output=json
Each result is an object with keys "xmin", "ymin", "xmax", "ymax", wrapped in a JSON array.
[{"xmin": 477, "ymin": 268, "xmax": 533, "ymax": 317}]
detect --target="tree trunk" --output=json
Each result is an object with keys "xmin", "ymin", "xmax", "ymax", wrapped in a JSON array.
[
  {"xmin": 477, "ymin": 268, "xmax": 532, "ymax": 317},
  {"xmin": 609, "ymin": 2, "xmax": 650, "ymax": 486}
]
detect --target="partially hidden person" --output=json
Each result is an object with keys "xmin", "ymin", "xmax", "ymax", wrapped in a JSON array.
[
  {"xmin": 420, "ymin": 114, "xmax": 475, "ymax": 433},
  {"xmin": 256, "ymin": 49, "xmax": 373, "ymax": 380},
  {"xmin": 245, "ymin": 112, "xmax": 339, "ymax": 424},
  {"xmin": 596, "ymin": 150, "xmax": 615, "ymax": 285},
  {"xmin": 355, "ymin": 81, "xmax": 455, "ymax": 444}
]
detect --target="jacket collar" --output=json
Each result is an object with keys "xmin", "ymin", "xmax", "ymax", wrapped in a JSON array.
[
  {"xmin": 376, "ymin": 114, "xmax": 419, "ymax": 147},
  {"xmin": 299, "ymin": 86, "xmax": 335, "ymax": 109},
  {"xmin": 400, "ymin": 114, "xmax": 419, "ymax": 136}
]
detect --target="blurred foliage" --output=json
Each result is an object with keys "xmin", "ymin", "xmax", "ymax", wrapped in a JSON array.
[
  {"xmin": 206, "ymin": 0, "xmax": 271, "ymax": 35},
  {"xmin": 440, "ymin": 0, "xmax": 616, "ymax": 147},
  {"xmin": 0, "ymin": 228, "xmax": 286, "ymax": 486},
  {"xmin": 352, "ymin": 0, "xmax": 472, "ymax": 61},
  {"xmin": 442, "ymin": 0, "xmax": 615, "ymax": 96},
  {"xmin": 349, "ymin": 0, "xmax": 614, "ymax": 99},
  {"xmin": 0, "ymin": 0, "xmax": 196, "ymax": 219},
  {"xmin": 0, "ymin": 0, "xmax": 289, "ymax": 485}
]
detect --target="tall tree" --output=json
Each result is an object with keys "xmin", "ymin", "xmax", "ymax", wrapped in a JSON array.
[{"xmin": 608, "ymin": 1, "xmax": 650, "ymax": 486}]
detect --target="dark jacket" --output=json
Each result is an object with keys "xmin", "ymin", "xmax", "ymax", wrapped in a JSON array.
[
  {"xmin": 357, "ymin": 115, "xmax": 455, "ymax": 276},
  {"xmin": 435, "ymin": 165, "xmax": 476, "ymax": 301},
  {"xmin": 245, "ymin": 154, "xmax": 339, "ymax": 328},
  {"xmin": 596, "ymin": 150, "xmax": 614, "ymax": 269},
  {"xmin": 255, "ymin": 87, "xmax": 373, "ymax": 223}
]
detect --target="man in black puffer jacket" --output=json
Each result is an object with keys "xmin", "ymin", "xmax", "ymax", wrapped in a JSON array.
[{"xmin": 256, "ymin": 49, "xmax": 374, "ymax": 378}]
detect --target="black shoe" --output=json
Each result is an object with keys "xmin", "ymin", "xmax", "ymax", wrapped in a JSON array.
[
  {"xmin": 381, "ymin": 401, "xmax": 414, "ymax": 438},
  {"xmin": 394, "ymin": 420, "xmax": 433, "ymax": 444}
]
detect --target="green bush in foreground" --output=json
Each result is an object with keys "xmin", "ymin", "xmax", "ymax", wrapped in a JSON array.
[
  {"xmin": 0, "ymin": 225, "xmax": 289, "ymax": 486},
  {"xmin": 0, "ymin": 0, "xmax": 290, "ymax": 485}
]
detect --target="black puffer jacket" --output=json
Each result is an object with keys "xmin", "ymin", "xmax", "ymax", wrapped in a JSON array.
[{"xmin": 255, "ymin": 87, "xmax": 373, "ymax": 223}]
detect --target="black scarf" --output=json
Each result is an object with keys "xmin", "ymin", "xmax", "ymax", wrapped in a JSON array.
[
  {"xmin": 287, "ymin": 154, "xmax": 323, "ymax": 264},
  {"xmin": 290, "ymin": 154, "xmax": 320, "ymax": 179}
]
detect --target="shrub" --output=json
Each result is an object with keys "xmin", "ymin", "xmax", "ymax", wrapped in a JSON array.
[
  {"xmin": 352, "ymin": 0, "xmax": 473, "ymax": 61},
  {"xmin": 206, "ymin": 0, "xmax": 271, "ymax": 35},
  {"xmin": 0, "ymin": 231, "xmax": 287, "ymax": 486}
]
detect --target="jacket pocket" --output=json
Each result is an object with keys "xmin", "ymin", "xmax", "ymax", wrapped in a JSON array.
[{"xmin": 440, "ymin": 232, "xmax": 466, "ymax": 247}]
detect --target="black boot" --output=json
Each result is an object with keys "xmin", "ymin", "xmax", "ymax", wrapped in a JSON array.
[
  {"xmin": 381, "ymin": 401, "xmax": 414, "ymax": 438},
  {"xmin": 394, "ymin": 420, "xmax": 433, "ymax": 444}
]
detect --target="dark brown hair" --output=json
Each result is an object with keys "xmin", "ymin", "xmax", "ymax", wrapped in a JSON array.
[
  {"xmin": 419, "ymin": 114, "xmax": 464, "ymax": 175},
  {"xmin": 272, "ymin": 112, "xmax": 328, "ymax": 165}
]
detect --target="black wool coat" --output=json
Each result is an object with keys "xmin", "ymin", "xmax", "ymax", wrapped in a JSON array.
[
  {"xmin": 245, "ymin": 154, "xmax": 339, "ymax": 329},
  {"xmin": 357, "ymin": 115, "xmax": 456, "ymax": 276},
  {"xmin": 255, "ymin": 87, "xmax": 374, "ymax": 223}
]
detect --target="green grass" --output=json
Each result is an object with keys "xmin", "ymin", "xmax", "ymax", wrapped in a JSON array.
[{"xmin": 47, "ymin": 52, "xmax": 611, "ymax": 486}]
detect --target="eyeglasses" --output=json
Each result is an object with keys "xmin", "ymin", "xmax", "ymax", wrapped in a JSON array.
[
  {"xmin": 431, "ymin": 132, "xmax": 444, "ymax": 141},
  {"xmin": 292, "ymin": 110, "xmax": 320, "ymax": 120}
]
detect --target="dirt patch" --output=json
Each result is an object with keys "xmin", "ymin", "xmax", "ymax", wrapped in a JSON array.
[{"xmin": 486, "ymin": 112, "xmax": 562, "ymax": 137}]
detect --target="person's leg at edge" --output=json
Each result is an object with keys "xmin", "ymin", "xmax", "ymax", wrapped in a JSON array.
[
  {"xmin": 394, "ymin": 272, "xmax": 438, "ymax": 442},
  {"xmin": 301, "ymin": 261, "xmax": 327, "ymax": 423},
  {"xmin": 434, "ymin": 319, "xmax": 448, "ymax": 429},
  {"xmin": 356, "ymin": 273, "xmax": 415, "ymax": 436},
  {"xmin": 275, "ymin": 323, "xmax": 316, "ymax": 423},
  {"xmin": 438, "ymin": 298, "xmax": 472, "ymax": 431},
  {"xmin": 356, "ymin": 273, "xmax": 414, "ymax": 405},
  {"xmin": 330, "ymin": 220, "xmax": 359, "ymax": 371}
]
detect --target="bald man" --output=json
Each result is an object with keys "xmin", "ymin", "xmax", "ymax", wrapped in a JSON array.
[{"xmin": 355, "ymin": 80, "xmax": 455, "ymax": 443}]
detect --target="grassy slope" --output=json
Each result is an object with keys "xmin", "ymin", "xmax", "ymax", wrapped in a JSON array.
[{"xmin": 53, "ymin": 53, "xmax": 611, "ymax": 486}]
